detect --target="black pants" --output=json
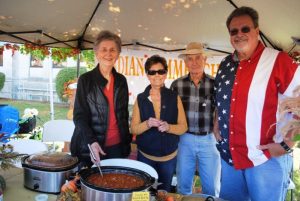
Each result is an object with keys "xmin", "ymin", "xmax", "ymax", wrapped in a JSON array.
[{"xmin": 102, "ymin": 143, "xmax": 123, "ymax": 159}]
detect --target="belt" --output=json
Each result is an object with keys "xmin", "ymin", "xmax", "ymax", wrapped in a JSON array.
[{"xmin": 188, "ymin": 131, "xmax": 210, "ymax": 136}]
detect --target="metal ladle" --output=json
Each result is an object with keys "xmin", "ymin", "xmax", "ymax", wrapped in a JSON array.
[{"xmin": 87, "ymin": 144, "xmax": 103, "ymax": 177}]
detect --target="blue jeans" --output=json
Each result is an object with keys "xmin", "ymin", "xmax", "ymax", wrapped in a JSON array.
[
  {"xmin": 176, "ymin": 133, "xmax": 221, "ymax": 196},
  {"xmin": 137, "ymin": 151, "xmax": 177, "ymax": 192},
  {"xmin": 219, "ymin": 154, "xmax": 293, "ymax": 201}
]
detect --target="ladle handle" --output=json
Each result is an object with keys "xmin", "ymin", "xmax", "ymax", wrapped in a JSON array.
[{"xmin": 87, "ymin": 144, "xmax": 103, "ymax": 177}]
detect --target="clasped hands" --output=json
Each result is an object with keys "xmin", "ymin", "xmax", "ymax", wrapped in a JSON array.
[{"xmin": 146, "ymin": 117, "xmax": 170, "ymax": 132}]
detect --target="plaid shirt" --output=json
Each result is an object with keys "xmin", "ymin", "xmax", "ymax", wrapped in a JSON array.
[{"xmin": 170, "ymin": 73, "xmax": 215, "ymax": 133}]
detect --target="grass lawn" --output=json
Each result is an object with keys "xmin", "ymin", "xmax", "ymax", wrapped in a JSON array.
[{"xmin": 0, "ymin": 98, "xmax": 69, "ymax": 126}]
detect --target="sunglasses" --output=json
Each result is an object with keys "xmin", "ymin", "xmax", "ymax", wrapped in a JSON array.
[
  {"xmin": 147, "ymin": 69, "xmax": 167, "ymax": 75},
  {"xmin": 229, "ymin": 26, "xmax": 252, "ymax": 36}
]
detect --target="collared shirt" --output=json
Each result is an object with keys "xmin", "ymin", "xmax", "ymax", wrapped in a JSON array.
[
  {"xmin": 215, "ymin": 42, "xmax": 300, "ymax": 169},
  {"xmin": 170, "ymin": 73, "xmax": 215, "ymax": 133}
]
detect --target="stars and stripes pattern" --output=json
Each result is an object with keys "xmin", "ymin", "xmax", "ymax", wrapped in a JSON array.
[
  {"xmin": 215, "ymin": 55, "xmax": 239, "ymax": 166},
  {"xmin": 215, "ymin": 42, "xmax": 300, "ymax": 169}
]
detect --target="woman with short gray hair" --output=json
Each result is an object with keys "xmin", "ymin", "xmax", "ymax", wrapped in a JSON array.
[{"xmin": 71, "ymin": 30, "xmax": 131, "ymax": 168}]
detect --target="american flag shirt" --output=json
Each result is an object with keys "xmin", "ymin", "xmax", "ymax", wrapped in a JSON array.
[{"xmin": 215, "ymin": 42, "xmax": 300, "ymax": 169}]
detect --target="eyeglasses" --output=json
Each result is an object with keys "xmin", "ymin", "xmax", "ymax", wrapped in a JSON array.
[
  {"xmin": 147, "ymin": 69, "xmax": 167, "ymax": 75},
  {"xmin": 229, "ymin": 26, "xmax": 252, "ymax": 36}
]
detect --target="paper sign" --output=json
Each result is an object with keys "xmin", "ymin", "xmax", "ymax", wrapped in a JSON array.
[{"xmin": 131, "ymin": 192, "xmax": 150, "ymax": 201}]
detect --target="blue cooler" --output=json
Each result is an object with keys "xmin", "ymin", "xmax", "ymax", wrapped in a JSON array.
[{"xmin": 0, "ymin": 105, "xmax": 19, "ymax": 142}]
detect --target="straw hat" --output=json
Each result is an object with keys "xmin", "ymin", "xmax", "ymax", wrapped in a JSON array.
[{"xmin": 178, "ymin": 42, "xmax": 205, "ymax": 58}]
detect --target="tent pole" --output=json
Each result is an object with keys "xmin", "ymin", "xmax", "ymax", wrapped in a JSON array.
[
  {"xmin": 46, "ymin": 51, "xmax": 55, "ymax": 120},
  {"xmin": 260, "ymin": 34, "xmax": 268, "ymax": 47},
  {"xmin": 77, "ymin": 53, "xmax": 80, "ymax": 78},
  {"xmin": 226, "ymin": 0, "xmax": 238, "ymax": 8},
  {"xmin": 0, "ymin": 30, "xmax": 38, "ymax": 44},
  {"xmin": 122, "ymin": 42, "xmax": 231, "ymax": 55},
  {"xmin": 80, "ymin": 0, "xmax": 103, "ymax": 38}
]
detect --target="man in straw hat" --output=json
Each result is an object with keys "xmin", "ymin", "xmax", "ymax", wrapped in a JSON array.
[
  {"xmin": 170, "ymin": 42, "xmax": 221, "ymax": 196},
  {"xmin": 214, "ymin": 6, "xmax": 299, "ymax": 201}
]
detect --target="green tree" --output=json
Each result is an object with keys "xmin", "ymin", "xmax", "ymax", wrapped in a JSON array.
[
  {"xmin": 55, "ymin": 67, "xmax": 86, "ymax": 102},
  {"xmin": 81, "ymin": 50, "xmax": 95, "ymax": 69},
  {"xmin": 0, "ymin": 72, "xmax": 5, "ymax": 91}
]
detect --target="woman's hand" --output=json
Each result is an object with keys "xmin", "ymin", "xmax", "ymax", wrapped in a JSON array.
[
  {"xmin": 90, "ymin": 142, "xmax": 106, "ymax": 164},
  {"xmin": 146, "ymin": 118, "xmax": 170, "ymax": 132},
  {"xmin": 158, "ymin": 121, "xmax": 170, "ymax": 132},
  {"xmin": 146, "ymin": 117, "xmax": 161, "ymax": 128}
]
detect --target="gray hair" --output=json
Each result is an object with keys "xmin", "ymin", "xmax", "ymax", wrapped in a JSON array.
[
  {"xmin": 226, "ymin": 6, "xmax": 259, "ymax": 30},
  {"xmin": 94, "ymin": 30, "xmax": 122, "ymax": 53}
]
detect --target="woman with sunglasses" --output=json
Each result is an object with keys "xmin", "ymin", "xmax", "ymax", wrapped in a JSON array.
[{"xmin": 131, "ymin": 55, "xmax": 187, "ymax": 192}]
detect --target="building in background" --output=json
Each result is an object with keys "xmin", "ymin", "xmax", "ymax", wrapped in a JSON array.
[{"xmin": 0, "ymin": 44, "xmax": 225, "ymax": 104}]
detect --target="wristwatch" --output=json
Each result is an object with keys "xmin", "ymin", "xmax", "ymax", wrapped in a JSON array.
[{"xmin": 279, "ymin": 141, "xmax": 293, "ymax": 153}]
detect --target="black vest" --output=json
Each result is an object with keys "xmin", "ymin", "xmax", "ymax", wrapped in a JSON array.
[{"xmin": 136, "ymin": 85, "xmax": 179, "ymax": 157}]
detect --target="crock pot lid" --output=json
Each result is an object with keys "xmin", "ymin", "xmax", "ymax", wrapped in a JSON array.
[{"xmin": 25, "ymin": 152, "xmax": 78, "ymax": 169}]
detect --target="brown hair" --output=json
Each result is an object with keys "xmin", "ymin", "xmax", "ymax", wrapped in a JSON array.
[
  {"xmin": 145, "ymin": 55, "xmax": 168, "ymax": 73},
  {"xmin": 94, "ymin": 30, "xmax": 122, "ymax": 53},
  {"xmin": 226, "ymin": 6, "xmax": 259, "ymax": 30}
]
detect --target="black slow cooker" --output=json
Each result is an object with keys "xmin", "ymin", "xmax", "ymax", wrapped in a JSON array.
[{"xmin": 80, "ymin": 166, "xmax": 155, "ymax": 201}]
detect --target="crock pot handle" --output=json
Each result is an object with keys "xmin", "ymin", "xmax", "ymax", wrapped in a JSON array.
[
  {"xmin": 205, "ymin": 196, "xmax": 215, "ymax": 201},
  {"xmin": 148, "ymin": 186, "xmax": 157, "ymax": 196},
  {"xmin": 150, "ymin": 178, "xmax": 162, "ymax": 189}
]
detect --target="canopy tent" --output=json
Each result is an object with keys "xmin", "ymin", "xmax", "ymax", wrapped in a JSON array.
[
  {"xmin": 0, "ymin": 2, "xmax": 299, "ymax": 199},
  {"xmin": 0, "ymin": 0, "xmax": 300, "ymax": 55},
  {"xmin": 1, "ymin": 0, "xmax": 300, "ymax": 121}
]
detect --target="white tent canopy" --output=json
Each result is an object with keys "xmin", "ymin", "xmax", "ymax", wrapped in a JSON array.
[{"xmin": 0, "ymin": 0, "xmax": 300, "ymax": 55}]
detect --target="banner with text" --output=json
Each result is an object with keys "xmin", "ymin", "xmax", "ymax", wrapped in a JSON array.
[{"xmin": 116, "ymin": 49, "xmax": 226, "ymax": 104}]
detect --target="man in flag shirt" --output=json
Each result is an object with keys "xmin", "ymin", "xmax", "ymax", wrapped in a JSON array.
[{"xmin": 214, "ymin": 6, "xmax": 300, "ymax": 201}]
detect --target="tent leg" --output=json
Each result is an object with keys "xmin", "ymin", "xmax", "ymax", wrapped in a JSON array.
[{"xmin": 46, "ymin": 54, "xmax": 55, "ymax": 120}]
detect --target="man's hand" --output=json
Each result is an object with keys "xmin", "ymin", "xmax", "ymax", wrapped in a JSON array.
[
  {"xmin": 213, "ymin": 111, "xmax": 222, "ymax": 142},
  {"xmin": 257, "ymin": 143, "xmax": 287, "ymax": 157},
  {"xmin": 214, "ymin": 130, "xmax": 223, "ymax": 142}
]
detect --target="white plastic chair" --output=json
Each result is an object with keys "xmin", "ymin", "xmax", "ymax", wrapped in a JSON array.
[
  {"xmin": 8, "ymin": 139, "xmax": 48, "ymax": 167},
  {"xmin": 42, "ymin": 120, "xmax": 75, "ymax": 151}
]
